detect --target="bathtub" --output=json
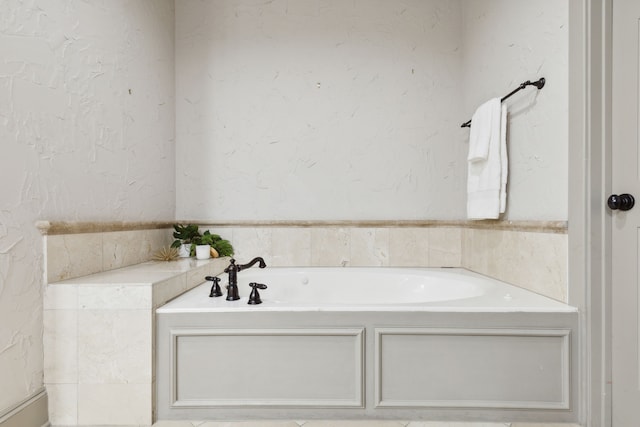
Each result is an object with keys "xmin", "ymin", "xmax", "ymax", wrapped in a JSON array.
[{"xmin": 156, "ymin": 267, "xmax": 578, "ymax": 423}]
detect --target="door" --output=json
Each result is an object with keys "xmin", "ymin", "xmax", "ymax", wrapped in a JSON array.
[{"xmin": 612, "ymin": 0, "xmax": 640, "ymax": 424}]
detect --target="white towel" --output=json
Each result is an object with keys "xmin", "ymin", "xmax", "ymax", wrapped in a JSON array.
[
  {"xmin": 467, "ymin": 98, "xmax": 508, "ymax": 219},
  {"xmin": 467, "ymin": 99, "xmax": 496, "ymax": 162}
]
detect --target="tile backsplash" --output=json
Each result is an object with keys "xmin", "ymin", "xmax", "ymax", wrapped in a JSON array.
[
  {"xmin": 462, "ymin": 228, "xmax": 568, "ymax": 302},
  {"xmin": 221, "ymin": 226, "xmax": 464, "ymax": 268},
  {"xmin": 44, "ymin": 228, "xmax": 172, "ymax": 283},
  {"xmin": 203, "ymin": 222, "xmax": 567, "ymax": 302},
  {"xmin": 40, "ymin": 221, "xmax": 568, "ymax": 302}
]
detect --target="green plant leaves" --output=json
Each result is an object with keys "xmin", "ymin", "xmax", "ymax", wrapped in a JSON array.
[{"xmin": 171, "ymin": 224, "xmax": 234, "ymax": 256}]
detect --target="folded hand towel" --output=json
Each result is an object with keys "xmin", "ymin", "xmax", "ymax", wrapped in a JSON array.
[
  {"xmin": 467, "ymin": 98, "xmax": 506, "ymax": 219},
  {"xmin": 467, "ymin": 98, "xmax": 498, "ymax": 162}
]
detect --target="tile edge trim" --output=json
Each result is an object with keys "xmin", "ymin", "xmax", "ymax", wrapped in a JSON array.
[{"xmin": 36, "ymin": 220, "xmax": 568, "ymax": 235}]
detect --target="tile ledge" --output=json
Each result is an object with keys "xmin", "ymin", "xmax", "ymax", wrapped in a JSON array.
[{"xmin": 47, "ymin": 257, "xmax": 231, "ymax": 286}]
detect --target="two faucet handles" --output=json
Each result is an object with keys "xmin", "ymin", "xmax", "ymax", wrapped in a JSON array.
[{"xmin": 205, "ymin": 276, "xmax": 268, "ymax": 305}]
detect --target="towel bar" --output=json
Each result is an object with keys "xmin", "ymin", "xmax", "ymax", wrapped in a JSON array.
[{"xmin": 461, "ymin": 77, "xmax": 546, "ymax": 128}]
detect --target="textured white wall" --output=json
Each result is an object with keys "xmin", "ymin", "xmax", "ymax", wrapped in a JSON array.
[
  {"xmin": 461, "ymin": 0, "xmax": 569, "ymax": 220},
  {"xmin": 176, "ymin": 0, "xmax": 467, "ymax": 221},
  {"xmin": 0, "ymin": 0, "xmax": 175, "ymax": 413},
  {"xmin": 176, "ymin": 0, "xmax": 568, "ymax": 221}
]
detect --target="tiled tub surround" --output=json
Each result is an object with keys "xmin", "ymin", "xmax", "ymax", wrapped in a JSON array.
[
  {"xmin": 39, "ymin": 220, "xmax": 568, "ymax": 303},
  {"xmin": 207, "ymin": 221, "xmax": 568, "ymax": 302},
  {"xmin": 36, "ymin": 221, "xmax": 176, "ymax": 283},
  {"xmin": 41, "ymin": 220, "xmax": 568, "ymax": 426},
  {"xmin": 44, "ymin": 257, "xmax": 230, "ymax": 426}
]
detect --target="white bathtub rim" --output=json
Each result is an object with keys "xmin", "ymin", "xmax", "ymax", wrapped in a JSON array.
[
  {"xmin": 157, "ymin": 267, "xmax": 576, "ymax": 314},
  {"xmin": 156, "ymin": 302, "xmax": 577, "ymax": 313}
]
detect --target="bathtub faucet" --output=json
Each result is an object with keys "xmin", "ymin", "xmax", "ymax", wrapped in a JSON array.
[{"xmin": 224, "ymin": 257, "xmax": 267, "ymax": 301}]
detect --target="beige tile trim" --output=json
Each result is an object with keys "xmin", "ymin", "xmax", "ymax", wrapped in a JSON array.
[
  {"xmin": 36, "ymin": 220, "xmax": 174, "ymax": 235},
  {"xmin": 0, "ymin": 388, "xmax": 49, "ymax": 427},
  {"xmin": 36, "ymin": 219, "xmax": 568, "ymax": 235},
  {"xmin": 197, "ymin": 220, "xmax": 568, "ymax": 233}
]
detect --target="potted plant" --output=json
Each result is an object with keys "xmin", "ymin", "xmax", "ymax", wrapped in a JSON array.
[
  {"xmin": 170, "ymin": 224, "xmax": 200, "ymax": 257},
  {"xmin": 192, "ymin": 233, "xmax": 211, "ymax": 260},
  {"xmin": 193, "ymin": 230, "xmax": 234, "ymax": 259}
]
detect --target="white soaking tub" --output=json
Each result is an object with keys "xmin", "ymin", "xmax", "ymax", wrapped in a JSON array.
[{"xmin": 156, "ymin": 267, "xmax": 578, "ymax": 423}]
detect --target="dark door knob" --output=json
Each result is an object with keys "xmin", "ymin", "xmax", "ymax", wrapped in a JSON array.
[{"xmin": 607, "ymin": 193, "xmax": 635, "ymax": 211}]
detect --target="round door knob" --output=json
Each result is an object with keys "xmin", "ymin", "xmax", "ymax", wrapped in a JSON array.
[{"xmin": 607, "ymin": 193, "xmax": 635, "ymax": 211}]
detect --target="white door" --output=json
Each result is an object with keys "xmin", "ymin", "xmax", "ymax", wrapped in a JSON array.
[{"xmin": 612, "ymin": 0, "xmax": 640, "ymax": 424}]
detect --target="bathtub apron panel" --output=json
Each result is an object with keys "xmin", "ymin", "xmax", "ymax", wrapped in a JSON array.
[
  {"xmin": 169, "ymin": 328, "xmax": 364, "ymax": 408},
  {"xmin": 375, "ymin": 327, "xmax": 570, "ymax": 409}
]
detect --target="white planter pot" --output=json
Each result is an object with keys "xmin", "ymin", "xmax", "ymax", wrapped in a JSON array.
[
  {"xmin": 178, "ymin": 243, "xmax": 191, "ymax": 258},
  {"xmin": 195, "ymin": 245, "xmax": 211, "ymax": 260}
]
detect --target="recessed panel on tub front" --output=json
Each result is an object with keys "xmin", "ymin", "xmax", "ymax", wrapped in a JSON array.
[
  {"xmin": 375, "ymin": 328, "xmax": 570, "ymax": 410},
  {"xmin": 170, "ymin": 328, "xmax": 364, "ymax": 408}
]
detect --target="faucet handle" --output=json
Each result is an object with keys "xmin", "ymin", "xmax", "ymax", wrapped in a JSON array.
[
  {"xmin": 248, "ymin": 282, "xmax": 267, "ymax": 305},
  {"xmin": 205, "ymin": 276, "xmax": 222, "ymax": 298}
]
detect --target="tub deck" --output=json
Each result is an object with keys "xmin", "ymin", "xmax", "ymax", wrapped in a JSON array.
[{"xmin": 157, "ymin": 267, "xmax": 576, "ymax": 313}]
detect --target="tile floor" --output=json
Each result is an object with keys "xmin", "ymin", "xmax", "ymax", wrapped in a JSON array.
[
  {"xmin": 147, "ymin": 421, "xmax": 581, "ymax": 427},
  {"xmin": 52, "ymin": 421, "xmax": 581, "ymax": 427}
]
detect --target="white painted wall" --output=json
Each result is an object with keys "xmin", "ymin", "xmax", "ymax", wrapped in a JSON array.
[
  {"xmin": 461, "ymin": 0, "xmax": 569, "ymax": 220},
  {"xmin": 175, "ymin": 0, "xmax": 568, "ymax": 221},
  {"xmin": 176, "ymin": 0, "xmax": 467, "ymax": 220},
  {"xmin": 0, "ymin": 0, "xmax": 175, "ymax": 413}
]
